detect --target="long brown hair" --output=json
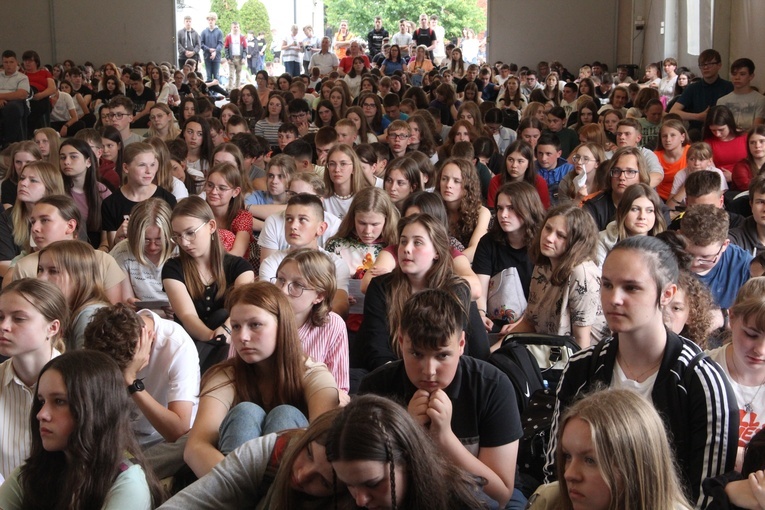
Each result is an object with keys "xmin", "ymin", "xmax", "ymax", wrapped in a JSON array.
[
  {"xmin": 329, "ymin": 186, "xmax": 399, "ymax": 246},
  {"xmin": 387, "ymin": 214, "xmax": 464, "ymax": 348},
  {"xmin": 490, "ymin": 181, "xmax": 545, "ymax": 247},
  {"xmin": 201, "ymin": 282, "xmax": 308, "ymax": 411},
  {"xmin": 528, "ymin": 204, "xmax": 598, "ymax": 285},
  {"xmin": 436, "ymin": 157, "xmax": 483, "ymax": 247},
  {"xmin": 170, "ymin": 196, "xmax": 226, "ymax": 300},
  {"xmin": 615, "ymin": 183, "xmax": 666, "ymax": 240}
]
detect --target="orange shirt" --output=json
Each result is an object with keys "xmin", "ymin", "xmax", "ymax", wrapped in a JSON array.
[{"xmin": 655, "ymin": 145, "xmax": 689, "ymax": 200}]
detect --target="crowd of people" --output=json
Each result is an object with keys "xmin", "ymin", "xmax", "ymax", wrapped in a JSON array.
[{"xmin": 3, "ymin": 10, "xmax": 765, "ymax": 507}]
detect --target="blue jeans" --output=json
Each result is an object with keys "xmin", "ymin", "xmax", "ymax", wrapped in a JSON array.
[
  {"xmin": 218, "ymin": 402, "xmax": 308, "ymax": 454},
  {"xmin": 284, "ymin": 60, "xmax": 301, "ymax": 77},
  {"xmin": 205, "ymin": 57, "xmax": 220, "ymax": 82}
]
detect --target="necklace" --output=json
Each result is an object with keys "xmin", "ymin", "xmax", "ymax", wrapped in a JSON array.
[
  {"xmin": 617, "ymin": 353, "xmax": 661, "ymax": 383},
  {"xmin": 729, "ymin": 347, "xmax": 765, "ymax": 413},
  {"xmin": 334, "ymin": 192, "xmax": 353, "ymax": 200}
]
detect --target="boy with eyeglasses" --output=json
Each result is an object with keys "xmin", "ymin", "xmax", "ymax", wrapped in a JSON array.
[
  {"xmin": 670, "ymin": 48, "xmax": 733, "ymax": 132},
  {"xmin": 680, "ymin": 203, "xmax": 751, "ymax": 309},
  {"xmin": 385, "ymin": 120, "xmax": 411, "ymax": 159},
  {"xmin": 259, "ymin": 193, "xmax": 349, "ymax": 317},
  {"xmin": 107, "ymin": 96, "xmax": 142, "ymax": 146}
]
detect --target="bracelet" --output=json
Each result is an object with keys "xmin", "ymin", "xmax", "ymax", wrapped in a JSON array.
[
  {"xmin": 221, "ymin": 324, "xmax": 231, "ymax": 335},
  {"xmin": 477, "ymin": 308, "xmax": 486, "ymax": 314}
]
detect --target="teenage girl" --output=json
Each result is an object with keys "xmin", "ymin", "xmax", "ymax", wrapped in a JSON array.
[
  {"xmin": 183, "ymin": 281, "xmax": 340, "ymax": 478},
  {"xmin": 0, "ymin": 350, "xmax": 164, "ymax": 509},
  {"xmin": 487, "ymin": 140, "xmax": 550, "ymax": 209},
  {"xmin": 327, "ymin": 394, "xmax": 487, "ymax": 510},
  {"xmin": 704, "ymin": 105, "xmax": 747, "ymax": 175},
  {"xmin": 183, "ymin": 115, "xmax": 214, "ymax": 192},
  {"xmin": 111, "ymin": 198, "xmax": 175, "ymax": 312},
  {"xmin": 0, "ymin": 279, "xmax": 68, "ymax": 480},
  {"xmin": 32, "ymin": 128, "xmax": 60, "ymax": 164},
  {"xmin": 146, "ymin": 103, "xmax": 181, "ymax": 142},
  {"xmin": 437, "ymin": 157, "xmax": 491, "ymax": 262},
  {"xmin": 36, "ymin": 239, "xmax": 110, "ymax": 350},
  {"xmin": 557, "ymin": 142, "xmax": 606, "ymax": 206},
  {"xmin": 204, "ymin": 162, "xmax": 252, "ymax": 260},
  {"xmin": 2, "ymin": 141, "xmax": 42, "ymax": 209},
  {"xmin": 253, "ymin": 95, "xmax": 286, "ymax": 148},
  {"xmin": 159, "ymin": 408, "xmax": 346, "ymax": 508},
  {"xmin": 384, "ymin": 156, "xmax": 423, "ymax": 211},
  {"xmin": 275, "ymin": 249, "xmax": 350, "ymax": 394},
  {"xmin": 324, "ymin": 144, "xmax": 372, "ymax": 219},
  {"xmin": 325, "ymin": 187, "xmax": 399, "ymax": 332},
  {"xmin": 507, "ymin": 204, "xmax": 608, "ymax": 347},
  {"xmin": 529, "ymin": 388, "xmax": 692, "ymax": 510},
  {"xmin": 474, "ymin": 182, "xmax": 545, "ymax": 335},
  {"xmin": 654, "ymin": 119, "xmax": 690, "ymax": 200},
  {"xmin": 162, "ymin": 196, "xmax": 254, "ymax": 363},
  {"xmin": 0, "ymin": 161, "xmax": 64, "ymax": 277},
  {"xmin": 731, "ymin": 125, "xmax": 765, "ymax": 192},
  {"xmin": 355, "ymin": 213, "xmax": 489, "ymax": 372},
  {"xmin": 596, "ymin": 183, "xmax": 666, "ymax": 265},
  {"xmin": 100, "ymin": 142, "xmax": 177, "ymax": 249},
  {"xmin": 546, "ymin": 235, "xmax": 738, "ymax": 508},
  {"xmin": 59, "ymin": 138, "xmax": 109, "ymax": 248}
]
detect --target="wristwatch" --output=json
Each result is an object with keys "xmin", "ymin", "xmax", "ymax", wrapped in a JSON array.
[{"xmin": 128, "ymin": 379, "xmax": 145, "ymax": 394}]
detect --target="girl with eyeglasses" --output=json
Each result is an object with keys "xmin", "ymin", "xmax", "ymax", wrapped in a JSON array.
[
  {"xmin": 162, "ymin": 196, "xmax": 255, "ymax": 369},
  {"xmin": 558, "ymin": 142, "xmax": 606, "ymax": 206},
  {"xmin": 582, "ymin": 146, "xmax": 651, "ymax": 231},
  {"xmin": 183, "ymin": 281, "xmax": 339, "ymax": 478},
  {"xmin": 275, "ymin": 249, "xmax": 349, "ymax": 393}
]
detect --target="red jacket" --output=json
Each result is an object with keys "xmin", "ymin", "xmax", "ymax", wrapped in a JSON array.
[{"xmin": 224, "ymin": 34, "xmax": 248, "ymax": 59}]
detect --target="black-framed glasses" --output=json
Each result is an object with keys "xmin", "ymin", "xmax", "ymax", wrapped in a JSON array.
[
  {"xmin": 610, "ymin": 167, "xmax": 639, "ymax": 178},
  {"xmin": 691, "ymin": 244, "xmax": 724, "ymax": 266},
  {"xmin": 699, "ymin": 61, "xmax": 721, "ymax": 69},
  {"xmin": 170, "ymin": 222, "xmax": 207, "ymax": 244},
  {"xmin": 270, "ymin": 277, "xmax": 315, "ymax": 297}
]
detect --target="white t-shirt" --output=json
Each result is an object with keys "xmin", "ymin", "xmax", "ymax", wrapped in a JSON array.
[
  {"xmin": 612, "ymin": 360, "xmax": 657, "ymax": 400},
  {"xmin": 133, "ymin": 309, "xmax": 200, "ymax": 447},
  {"xmin": 323, "ymin": 194, "xmax": 354, "ymax": 219},
  {"xmin": 110, "ymin": 240, "xmax": 169, "ymax": 303},
  {"xmin": 258, "ymin": 209, "xmax": 341, "ymax": 252},
  {"xmin": 709, "ymin": 346, "xmax": 765, "ymax": 448},
  {"xmin": 717, "ymin": 90, "xmax": 765, "ymax": 131},
  {"xmin": 51, "ymin": 91, "xmax": 76, "ymax": 122}
]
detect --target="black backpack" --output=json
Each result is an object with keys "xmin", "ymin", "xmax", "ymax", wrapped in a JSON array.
[
  {"xmin": 488, "ymin": 337, "xmax": 545, "ymax": 414},
  {"xmin": 489, "ymin": 333, "xmax": 580, "ymax": 498}
]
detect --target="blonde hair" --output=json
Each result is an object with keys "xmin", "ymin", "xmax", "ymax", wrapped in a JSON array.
[
  {"xmin": 146, "ymin": 137, "xmax": 175, "ymax": 193},
  {"xmin": 12, "ymin": 161, "xmax": 65, "ymax": 251},
  {"xmin": 323, "ymin": 144, "xmax": 370, "ymax": 197},
  {"xmin": 277, "ymin": 249, "xmax": 337, "ymax": 327},
  {"xmin": 33, "ymin": 128, "xmax": 61, "ymax": 164},
  {"xmin": 557, "ymin": 388, "xmax": 691, "ymax": 510},
  {"xmin": 1, "ymin": 278, "xmax": 69, "ymax": 353},
  {"xmin": 265, "ymin": 154, "xmax": 297, "ymax": 199},
  {"xmin": 329, "ymin": 187, "xmax": 399, "ymax": 246},
  {"xmin": 730, "ymin": 277, "xmax": 765, "ymax": 332},
  {"xmin": 146, "ymin": 103, "xmax": 181, "ymax": 141},
  {"xmin": 126, "ymin": 198, "xmax": 174, "ymax": 267}
]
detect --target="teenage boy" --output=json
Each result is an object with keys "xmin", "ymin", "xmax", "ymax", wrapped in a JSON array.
[
  {"xmin": 200, "ymin": 12, "xmax": 224, "ymax": 82},
  {"xmin": 729, "ymin": 173, "xmax": 765, "ymax": 255},
  {"xmin": 670, "ymin": 49, "xmax": 733, "ymax": 132},
  {"xmin": 224, "ymin": 21, "xmax": 247, "ymax": 91},
  {"xmin": 680, "ymin": 204, "xmax": 752, "ymax": 309},
  {"xmin": 457, "ymin": 64, "xmax": 483, "ymax": 98},
  {"xmin": 84, "ymin": 304, "xmax": 200, "ymax": 447},
  {"xmin": 615, "ymin": 118, "xmax": 664, "ymax": 187},
  {"xmin": 225, "ymin": 115, "xmax": 249, "ymax": 139},
  {"xmin": 258, "ymin": 172, "xmax": 341, "ymax": 260},
  {"xmin": 560, "ymin": 82, "xmax": 578, "ymax": 119},
  {"xmin": 334, "ymin": 119, "xmax": 358, "ymax": 146},
  {"xmin": 521, "ymin": 70, "xmax": 543, "ymax": 99},
  {"xmin": 545, "ymin": 107, "xmax": 578, "ymax": 158},
  {"xmin": 668, "ymin": 170, "xmax": 744, "ymax": 231},
  {"xmin": 282, "ymin": 138, "xmax": 317, "ymax": 173},
  {"xmin": 534, "ymin": 133, "xmax": 574, "ymax": 204},
  {"xmin": 412, "ymin": 13, "xmax": 437, "ymax": 60},
  {"xmin": 107, "ymin": 96, "xmax": 142, "ymax": 146},
  {"xmin": 386, "ymin": 120, "xmax": 410, "ymax": 159},
  {"xmin": 126, "ymin": 73, "xmax": 156, "ymax": 128},
  {"xmin": 314, "ymin": 126, "xmax": 338, "ymax": 166},
  {"xmin": 717, "ymin": 58, "xmax": 765, "ymax": 130},
  {"xmin": 359, "ymin": 288, "xmax": 521, "ymax": 508},
  {"xmin": 229, "ymin": 132, "xmax": 268, "ymax": 187},
  {"xmin": 382, "ymin": 93, "xmax": 408, "ymax": 126},
  {"xmin": 391, "ymin": 19, "xmax": 412, "ymax": 60},
  {"xmin": 259, "ymin": 193, "xmax": 349, "ymax": 316},
  {"xmin": 367, "ymin": 17, "xmax": 389, "ymax": 58},
  {"xmin": 287, "ymin": 97, "xmax": 316, "ymax": 137}
]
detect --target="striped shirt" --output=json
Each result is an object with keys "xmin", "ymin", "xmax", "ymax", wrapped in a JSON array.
[
  {"xmin": 0, "ymin": 351, "xmax": 61, "ymax": 479},
  {"xmin": 252, "ymin": 119, "xmax": 282, "ymax": 148},
  {"xmin": 298, "ymin": 312, "xmax": 349, "ymax": 393}
]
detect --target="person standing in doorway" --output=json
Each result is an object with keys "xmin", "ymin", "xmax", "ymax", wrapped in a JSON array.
[
  {"xmin": 200, "ymin": 12, "xmax": 224, "ymax": 82},
  {"xmin": 224, "ymin": 21, "xmax": 247, "ymax": 91},
  {"xmin": 177, "ymin": 15, "xmax": 201, "ymax": 70}
]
